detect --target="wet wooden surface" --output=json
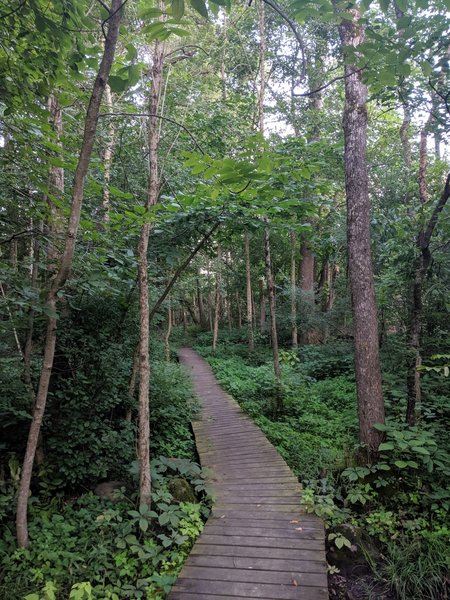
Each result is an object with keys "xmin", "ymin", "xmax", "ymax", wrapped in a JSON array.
[{"xmin": 168, "ymin": 348, "xmax": 329, "ymax": 600}]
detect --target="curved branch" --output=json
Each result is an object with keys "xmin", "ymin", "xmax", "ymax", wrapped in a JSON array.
[
  {"xmin": 99, "ymin": 111, "xmax": 205, "ymax": 153},
  {"xmin": 262, "ymin": 0, "xmax": 307, "ymax": 79}
]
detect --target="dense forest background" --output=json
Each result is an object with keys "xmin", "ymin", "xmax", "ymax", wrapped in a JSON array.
[{"xmin": 0, "ymin": 0, "xmax": 449, "ymax": 598}]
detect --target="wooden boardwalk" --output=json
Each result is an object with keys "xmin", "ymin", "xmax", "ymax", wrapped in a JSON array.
[{"xmin": 169, "ymin": 348, "xmax": 329, "ymax": 600}]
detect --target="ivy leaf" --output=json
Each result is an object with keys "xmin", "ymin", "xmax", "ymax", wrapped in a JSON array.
[{"xmin": 190, "ymin": 0, "xmax": 208, "ymax": 18}]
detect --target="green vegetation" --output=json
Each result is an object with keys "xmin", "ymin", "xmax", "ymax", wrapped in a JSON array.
[{"xmin": 1, "ymin": 0, "xmax": 449, "ymax": 597}]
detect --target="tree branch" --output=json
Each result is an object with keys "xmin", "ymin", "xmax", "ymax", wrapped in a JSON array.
[
  {"xmin": 99, "ymin": 112, "xmax": 205, "ymax": 153},
  {"xmin": 261, "ymin": 0, "xmax": 307, "ymax": 79},
  {"xmin": 418, "ymin": 172, "xmax": 450, "ymax": 251},
  {"xmin": 148, "ymin": 221, "xmax": 220, "ymax": 322}
]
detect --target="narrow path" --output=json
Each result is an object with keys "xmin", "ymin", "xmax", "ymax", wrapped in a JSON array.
[{"xmin": 169, "ymin": 348, "xmax": 329, "ymax": 600}]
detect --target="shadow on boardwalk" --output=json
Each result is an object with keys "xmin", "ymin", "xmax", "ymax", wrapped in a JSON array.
[{"xmin": 169, "ymin": 347, "xmax": 329, "ymax": 600}]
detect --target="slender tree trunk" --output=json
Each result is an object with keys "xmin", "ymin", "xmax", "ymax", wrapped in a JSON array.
[
  {"xmin": 338, "ymin": 4, "xmax": 385, "ymax": 460},
  {"xmin": 236, "ymin": 292, "xmax": 242, "ymax": 329},
  {"xmin": 127, "ymin": 346, "xmax": 139, "ymax": 422},
  {"xmin": 47, "ymin": 95, "xmax": 65, "ymax": 269},
  {"xmin": 290, "ymin": 230, "xmax": 298, "ymax": 348},
  {"xmin": 259, "ymin": 277, "xmax": 266, "ymax": 332},
  {"xmin": 244, "ymin": 231, "xmax": 254, "ymax": 351},
  {"xmin": 406, "ymin": 159, "xmax": 450, "ymax": 424},
  {"xmin": 212, "ymin": 245, "xmax": 221, "ymax": 352},
  {"xmin": 16, "ymin": 0, "xmax": 123, "ymax": 548},
  {"xmin": 102, "ymin": 84, "xmax": 114, "ymax": 223},
  {"xmin": 23, "ymin": 231, "xmax": 39, "ymax": 386},
  {"xmin": 137, "ymin": 31, "xmax": 165, "ymax": 507},
  {"xmin": 164, "ymin": 297, "xmax": 172, "ymax": 362},
  {"xmin": 197, "ymin": 277, "xmax": 207, "ymax": 329},
  {"xmin": 258, "ymin": 0, "xmax": 266, "ymax": 134},
  {"xmin": 264, "ymin": 227, "xmax": 282, "ymax": 414}
]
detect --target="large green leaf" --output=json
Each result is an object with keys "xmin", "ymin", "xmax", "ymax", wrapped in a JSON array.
[{"xmin": 190, "ymin": 0, "xmax": 208, "ymax": 18}]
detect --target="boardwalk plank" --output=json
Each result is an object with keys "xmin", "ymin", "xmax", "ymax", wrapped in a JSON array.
[{"xmin": 168, "ymin": 348, "xmax": 328, "ymax": 600}]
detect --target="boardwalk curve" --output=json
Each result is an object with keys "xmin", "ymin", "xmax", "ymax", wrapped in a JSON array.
[{"xmin": 169, "ymin": 347, "xmax": 329, "ymax": 600}]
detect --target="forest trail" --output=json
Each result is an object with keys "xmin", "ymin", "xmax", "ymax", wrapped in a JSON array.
[{"xmin": 169, "ymin": 348, "xmax": 329, "ymax": 600}]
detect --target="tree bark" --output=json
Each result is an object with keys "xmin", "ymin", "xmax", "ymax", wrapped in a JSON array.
[
  {"xmin": 244, "ymin": 231, "xmax": 254, "ymax": 351},
  {"xmin": 102, "ymin": 84, "xmax": 114, "ymax": 223},
  {"xmin": 264, "ymin": 226, "xmax": 282, "ymax": 415},
  {"xmin": 259, "ymin": 277, "xmax": 266, "ymax": 332},
  {"xmin": 16, "ymin": 0, "xmax": 123, "ymax": 548},
  {"xmin": 164, "ymin": 296, "xmax": 172, "ymax": 362},
  {"xmin": 137, "ymin": 30, "xmax": 165, "ymax": 507},
  {"xmin": 46, "ymin": 95, "xmax": 65, "ymax": 269},
  {"xmin": 212, "ymin": 245, "xmax": 221, "ymax": 352},
  {"xmin": 290, "ymin": 230, "xmax": 298, "ymax": 348},
  {"xmin": 338, "ymin": 4, "xmax": 385, "ymax": 460},
  {"xmin": 406, "ymin": 172, "xmax": 450, "ymax": 425}
]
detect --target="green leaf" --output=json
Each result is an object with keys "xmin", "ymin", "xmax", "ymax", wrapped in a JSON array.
[
  {"xmin": 421, "ymin": 61, "xmax": 432, "ymax": 77},
  {"xmin": 379, "ymin": 442, "xmax": 394, "ymax": 451},
  {"xmin": 190, "ymin": 0, "xmax": 208, "ymax": 18},
  {"xmin": 139, "ymin": 518, "xmax": 149, "ymax": 532},
  {"xmin": 128, "ymin": 64, "xmax": 141, "ymax": 87},
  {"xmin": 394, "ymin": 460, "xmax": 409, "ymax": 468},
  {"xmin": 373, "ymin": 423, "xmax": 388, "ymax": 431},
  {"xmin": 411, "ymin": 446, "xmax": 430, "ymax": 455},
  {"xmin": 108, "ymin": 75, "xmax": 128, "ymax": 93},
  {"xmin": 395, "ymin": 0, "xmax": 407, "ymax": 11},
  {"xmin": 379, "ymin": 0, "xmax": 390, "ymax": 12},
  {"xmin": 172, "ymin": 0, "xmax": 185, "ymax": 19}
]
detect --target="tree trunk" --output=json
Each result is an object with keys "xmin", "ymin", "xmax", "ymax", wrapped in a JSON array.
[
  {"xmin": 244, "ymin": 231, "xmax": 254, "ymax": 351},
  {"xmin": 338, "ymin": 4, "xmax": 385, "ymax": 460},
  {"xmin": 164, "ymin": 297, "xmax": 172, "ymax": 362},
  {"xmin": 102, "ymin": 84, "xmax": 114, "ymax": 223},
  {"xmin": 264, "ymin": 227, "xmax": 282, "ymax": 414},
  {"xmin": 137, "ymin": 31, "xmax": 165, "ymax": 507},
  {"xmin": 259, "ymin": 277, "xmax": 266, "ymax": 332},
  {"xmin": 406, "ymin": 171, "xmax": 450, "ymax": 425},
  {"xmin": 257, "ymin": 0, "xmax": 266, "ymax": 134},
  {"xmin": 212, "ymin": 245, "xmax": 221, "ymax": 352},
  {"xmin": 16, "ymin": 0, "xmax": 123, "ymax": 548},
  {"xmin": 290, "ymin": 230, "xmax": 298, "ymax": 348},
  {"xmin": 197, "ymin": 277, "xmax": 207, "ymax": 328},
  {"xmin": 236, "ymin": 291, "xmax": 242, "ymax": 328},
  {"xmin": 47, "ymin": 95, "xmax": 65, "ymax": 269},
  {"xmin": 299, "ymin": 237, "xmax": 315, "ymax": 343}
]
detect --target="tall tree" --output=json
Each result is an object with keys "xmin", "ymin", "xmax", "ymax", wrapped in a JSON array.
[
  {"xmin": 137, "ymin": 28, "xmax": 165, "ymax": 506},
  {"xmin": 337, "ymin": 1, "xmax": 385, "ymax": 459},
  {"xmin": 16, "ymin": 0, "xmax": 123, "ymax": 548}
]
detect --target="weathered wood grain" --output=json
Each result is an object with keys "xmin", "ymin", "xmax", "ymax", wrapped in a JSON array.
[{"xmin": 168, "ymin": 348, "xmax": 329, "ymax": 600}]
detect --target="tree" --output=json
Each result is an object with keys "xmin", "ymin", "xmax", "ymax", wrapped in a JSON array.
[
  {"xmin": 337, "ymin": 1, "xmax": 385, "ymax": 459},
  {"xmin": 16, "ymin": 0, "xmax": 124, "ymax": 548}
]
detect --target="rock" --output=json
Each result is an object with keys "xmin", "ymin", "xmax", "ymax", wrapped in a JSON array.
[
  {"xmin": 168, "ymin": 478, "xmax": 196, "ymax": 503},
  {"xmin": 94, "ymin": 480, "xmax": 126, "ymax": 501}
]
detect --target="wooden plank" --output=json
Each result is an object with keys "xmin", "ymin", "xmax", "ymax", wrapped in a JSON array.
[
  {"xmin": 204, "ymin": 526, "xmax": 325, "ymax": 540},
  {"xmin": 185, "ymin": 554, "xmax": 328, "ymax": 573},
  {"xmin": 191, "ymin": 543, "xmax": 326, "ymax": 561},
  {"xmin": 197, "ymin": 534, "xmax": 324, "ymax": 551},
  {"xmin": 172, "ymin": 579, "xmax": 328, "ymax": 599},
  {"xmin": 179, "ymin": 566, "xmax": 328, "ymax": 587}
]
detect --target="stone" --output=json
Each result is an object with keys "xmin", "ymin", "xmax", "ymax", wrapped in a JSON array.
[{"xmin": 168, "ymin": 477, "xmax": 196, "ymax": 503}]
